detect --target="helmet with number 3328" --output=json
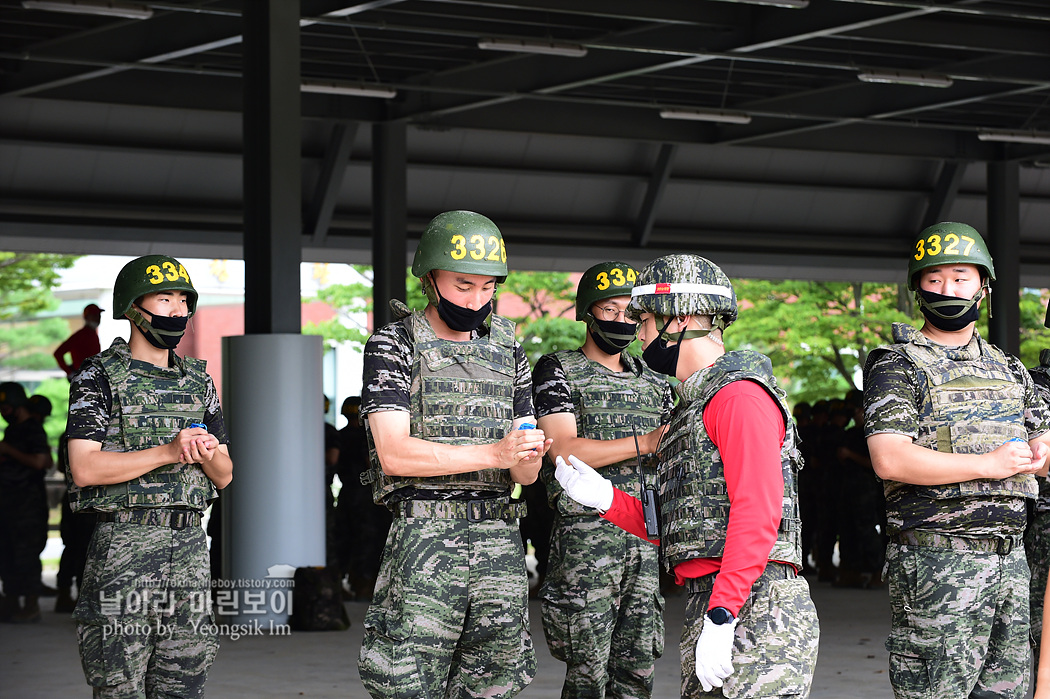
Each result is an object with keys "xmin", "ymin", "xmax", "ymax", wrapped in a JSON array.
[{"xmin": 411, "ymin": 211, "xmax": 508, "ymax": 283}]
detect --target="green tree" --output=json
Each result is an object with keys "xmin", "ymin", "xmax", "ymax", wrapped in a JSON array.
[
  {"xmin": 0, "ymin": 252, "xmax": 78, "ymax": 319},
  {"xmin": 303, "ymin": 264, "xmax": 374, "ymax": 350},
  {"xmin": 305, "ymin": 266, "xmax": 585, "ymax": 365},
  {"xmin": 729, "ymin": 280, "xmax": 913, "ymax": 403},
  {"xmin": 0, "ymin": 316, "xmax": 71, "ymax": 371},
  {"xmin": 1019, "ymin": 288, "xmax": 1050, "ymax": 369},
  {"xmin": 497, "ymin": 271, "xmax": 582, "ymax": 366}
]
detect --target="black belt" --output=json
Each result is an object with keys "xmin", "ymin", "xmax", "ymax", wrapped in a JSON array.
[
  {"xmin": 894, "ymin": 530, "xmax": 1019, "ymax": 556},
  {"xmin": 686, "ymin": 561, "xmax": 797, "ymax": 595},
  {"xmin": 96, "ymin": 510, "xmax": 202, "ymax": 530},
  {"xmin": 392, "ymin": 498, "xmax": 526, "ymax": 522}
]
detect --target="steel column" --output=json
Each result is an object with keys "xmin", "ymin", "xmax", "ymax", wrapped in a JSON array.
[{"xmin": 371, "ymin": 121, "xmax": 407, "ymax": 330}]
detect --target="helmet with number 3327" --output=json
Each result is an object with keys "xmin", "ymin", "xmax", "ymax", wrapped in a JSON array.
[
  {"xmin": 112, "ymin": 254, "xmax": 198, "ymax": 319},
  {"xmin": 907, "ymin": 222, "xmax": 995, "ymax": 290},
  {"xmin": 412, "ymin": 211, "xmax": 509, "ymax": 283}
]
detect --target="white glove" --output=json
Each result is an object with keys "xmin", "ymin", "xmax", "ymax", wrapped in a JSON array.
[
  {"xmin": 695, "ymin": 612, "xmax": 738, "ymax": 692},
  {"xmin": 554, "ymin": 455, "xmax": 614, "ymax": 512}
]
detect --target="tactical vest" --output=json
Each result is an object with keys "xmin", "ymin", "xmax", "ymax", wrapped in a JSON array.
[
  {"xmin": 364, "ymin": 306, "xmax": 517, "ymax": 504},
  {"xmin": 69, "ymin": 338, "xmax": 217, "ymax": 513},
  {"xmin": 539, "ymin": 350, "xmax": 667, "ymax": 516},
  {"xmin": 872, "ymin": 323, "xmax": 1036, "ymax": 512},
  {"xmin": 1028, "ymin": 351, "xmax": 1050, "ymax": 514},
  {"xmin": 658, "ymin": 350, "xmax": 803, "ymax": 571}
]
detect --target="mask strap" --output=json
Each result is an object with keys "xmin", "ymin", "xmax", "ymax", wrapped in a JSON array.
[{"xmin": 126, "ymin": 306, "xmax": 168, "ymax": 347}]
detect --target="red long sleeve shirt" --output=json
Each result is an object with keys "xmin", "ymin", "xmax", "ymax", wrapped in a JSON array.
[{"xmin": 603, "ymin": 378, "xmax": 787, "ymax": 615}]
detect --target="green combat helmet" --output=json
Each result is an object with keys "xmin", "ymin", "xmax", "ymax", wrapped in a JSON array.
[
  {"xmin": 578, "ymin": 261, "xmax": 640, "ymax": 353},
  {"xmin": 908, "ymin": 222, "xmax": 995, "ymax": 290},
  {"xmin": 576, "ymin": 261, "xmax": 638, "ymax": 320},
  {"xmin": 627, "ymin": 254, "xmax": 737, "ymax": 331},
  {"xmin": 113, "ymin": 254, "xmax": 198, "ymax": 319},
  {"xmin": 412, "ymin": 211, "xmax": 508, "ymax": 303}
]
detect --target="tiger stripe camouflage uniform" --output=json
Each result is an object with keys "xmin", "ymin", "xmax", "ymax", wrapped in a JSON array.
[
  {"xmin": 1029, "ymin": 350, "xmax": 1050, "ymax": 667},
  {"xmin": 533, "ymin": 348, "xmax": 673, "ymax": 699},
  {"xmin": 358, "ymin": 300, "xmax": 536, "ymax": 699},
  {"xmin": 663, "ymin": 350, "xmax": 818, "ymax": 699},
  {"xmin": 864, "ymin": 322, "xmax": 1050, "ymax": 699},
  {"xmin": 67, "ymin": 337, "xmax": 224, "ymax": 698}
]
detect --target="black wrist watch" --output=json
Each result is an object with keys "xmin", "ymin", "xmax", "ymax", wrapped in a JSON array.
[{"xmin": 707, "ymin": 607, "xmax": 735, "ymax": 625}]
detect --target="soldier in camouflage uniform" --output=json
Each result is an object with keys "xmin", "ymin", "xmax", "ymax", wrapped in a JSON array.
[
  {"xmin": 66, "ymin": 255, "xmax": 232, "ymax": 698},
  {"xmin": 1028, "ymin": 303, "xmax": 1050, "ymax": 685},
  {"xmin": 863, "ymin": 222, "xmax": 1050, "ymax": 699},
  {"xmin": 358, "ymin": 211, "xmax": 551, "ymax": 699},
  {"xmin": 0, "ymin": 381, "xmax": 53, "ymax": 624},
  {"xmin": 533, "ymin": 261, "xmax": 673, "ymax": 699},
  {"xmin": 555, "ymin": 254, "xmax": 819, "ymax": 698}
]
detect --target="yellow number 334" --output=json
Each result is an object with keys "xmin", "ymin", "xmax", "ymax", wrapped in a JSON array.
[{"xmin": 145, "ymin": 261, "xmax": 191, "ymax": 285}]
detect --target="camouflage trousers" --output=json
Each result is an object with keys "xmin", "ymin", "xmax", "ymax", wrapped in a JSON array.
[
  {"xmin": 885, "ymin": 540, "xmax": 1031, "ymax": 699},
  {"xmin": 539, "ymin": 515, "xmax": 664, "ymax": 699},
  {"xmin": 1025, "ymin": 508, "xmax": 1050, "ymax": 665},
  {"xmin": 73, "ymin": 518, "xmax": 218, "ymax": 699},
  {"xmin": 358, "ymin": 514, "xmax": 536, "ymax": 699},
  {"xmin": 682, "ymin": 564, "xmax": 818, "ymax": 699}
]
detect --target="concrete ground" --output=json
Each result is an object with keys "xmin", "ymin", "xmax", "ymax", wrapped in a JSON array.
[{"xmin": 2, "ymin": 574, "xmax": 907, "ymax": 699}]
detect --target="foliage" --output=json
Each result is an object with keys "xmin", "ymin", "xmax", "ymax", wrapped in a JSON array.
[
  {"xmin": 0, "ymin": 253, "xmax": 79, "ymax": 319},
  {"xmin": 729, "ymin": 280, "xmax": 915, "ymax": 404},
  {"xmin": 306, "ymin": 266, "xmax": 585, "ymax": 366},
  {"xmin": 302, "ymin": 265, "xmax": 374, "ymax": 351},
  {"xmin": 0, "ymin": 316, "xmax": 72, "ymax": 371},
  {"xmin": 1018, "ymin": 289, "xmax": 1050, "ymax": 369},
  {"xmin": 498, "ymin": 271, "xmax": 580, "ymax": 366}
]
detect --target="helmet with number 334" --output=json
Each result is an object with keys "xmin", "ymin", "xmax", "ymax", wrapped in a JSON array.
[
  {"xmin": 576, "ymin": 261, "xmax": 639, "ymax": 320},
  {"xmin": 112, "ymin": 254, "xmax": 198, "ymax": 319},
  {"xmin": 907, "ymin": 222, "xmax": 995, "ymax": 290}
]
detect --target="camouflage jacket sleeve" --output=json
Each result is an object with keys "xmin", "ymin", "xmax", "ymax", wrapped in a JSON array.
[
  {"xmin": 361, "ymin": 321, "xmax": 413, "ymax": 417},
  {"xmin": 532, "ymin": 352, "xmax": 574, "ymax": 418},
  {"xmin": 513, "ymin": 343, "xmax": 536, "ymax": 419},
  {"xmin": 66, "ymin": 356, "xmax": 113, "ymax": 443},
  {"xmin": 1008, "ymin": 354, "xmax": 1050, "ymax": 438},
  {"xmin": 660, "ymin": 377, "xmax": 675, "ymax": 423},
  {"xmin": 202, "ymin": 372, "xmax": 229, "ymax": 445},
  {"xmin": 862, "ymin": 350, "xmax": 921, "ymax": 440}
]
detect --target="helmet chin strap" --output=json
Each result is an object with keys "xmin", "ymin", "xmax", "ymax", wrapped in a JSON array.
[{"xmin": 126, "ymin": 306, "xmax": 169, "ymax": 347}]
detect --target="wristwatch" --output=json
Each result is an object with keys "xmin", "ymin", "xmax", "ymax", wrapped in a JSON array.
[{"xmin": 707, "ymin": 607, "xmax": 735, "ymax": 625}]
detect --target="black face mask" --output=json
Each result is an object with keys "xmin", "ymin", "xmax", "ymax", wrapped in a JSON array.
[
  {"xmin": 587, "ymin": 316, "xmax": 637, "ymax": 356},
  {"xmin": 917, "ymin": 288, "xmax": 982, "ymax": 332},
  {"xmin": 432, "ymin": 282, "xmax": 492, "ymax": 332},
  {"xmin": 642, "ymin": 317, "xmax": 683, "ymax": 377},
  {"xmin": 132, "ymin": 307, "xmax": 189, "ymax": 350}
]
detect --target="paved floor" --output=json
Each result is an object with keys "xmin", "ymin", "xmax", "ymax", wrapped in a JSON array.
[{"xmin": 3, "ymin": 574, "xmax": 905, "ymax": 699}]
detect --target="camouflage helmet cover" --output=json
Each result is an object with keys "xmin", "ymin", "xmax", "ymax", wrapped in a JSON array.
[
  {"xmin": 576, "ymin": 261, "xmax": 639, "ymax": 321},
  {"xmin": 411, "ymin": 210, "xmax": 508, "ymax": 283},
  {"xmin": 908, "ymin": 222, "xmax": 995, "ymax": 290},
  {"xmin": 627, "ymin": 254, "xmax": 737, "ymax": 327},
  {"xmin": 113, "ymin": 255, "xmax": 198, "ymax": 319}
]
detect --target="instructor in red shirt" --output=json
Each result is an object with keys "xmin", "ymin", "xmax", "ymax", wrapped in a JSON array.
[
  {"xmin": 54, "ymin": 303, "xmax": 102, "ymax": 380},
  {"xmin": 555, "ymin": 254, "xmax": 819, "ymax": 699}
]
